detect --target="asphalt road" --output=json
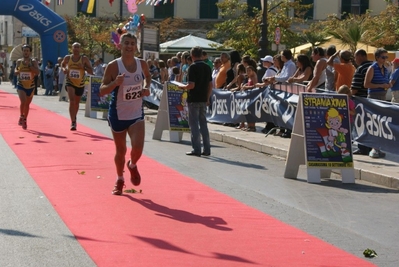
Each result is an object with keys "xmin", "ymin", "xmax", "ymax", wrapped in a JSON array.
[{"xmin": 1, "ymin": 83, "xmax": 398, "ymax": 266}]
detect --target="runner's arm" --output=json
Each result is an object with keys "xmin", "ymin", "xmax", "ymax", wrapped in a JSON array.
[
  {"xmin": 140, "ymin": 59, "xmax": 151, "ymax": 97},
  {"xmin": 83, "ymin": 56, "xmax": 93, "ymax": 75},
  {"xmin": 99, "ymin": 60, "xmax": 121, "ymax": 96}
]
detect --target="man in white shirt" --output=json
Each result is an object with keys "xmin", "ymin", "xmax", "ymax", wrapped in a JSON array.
[{"xmin": 268, "ymin": 50, "xmax": 296, "ymax": 83}]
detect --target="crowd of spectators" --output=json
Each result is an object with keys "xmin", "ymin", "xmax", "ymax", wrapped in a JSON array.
[{"xmin": 154, "ymin": 46, "xmax": 397, "ymax": 159}]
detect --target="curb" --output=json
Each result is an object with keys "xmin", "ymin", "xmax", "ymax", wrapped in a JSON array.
[{"xmin": 145, "ymin": 114, "xmax": 398, "ymax": 189}]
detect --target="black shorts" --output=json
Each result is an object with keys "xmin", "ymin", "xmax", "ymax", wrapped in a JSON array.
[{"xmin": 65, "ymin": 83, "xmax": 85, "ymax": 97}]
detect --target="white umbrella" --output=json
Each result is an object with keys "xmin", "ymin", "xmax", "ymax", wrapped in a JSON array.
[{"xmin": 9, "ymin": 44, "xmax": 23, "ymax": 62}]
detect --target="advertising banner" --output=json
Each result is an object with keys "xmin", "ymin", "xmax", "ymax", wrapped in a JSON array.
[
  {"xmin": 301, "ymin": 93, "xmax": 353, "ymax": 168},
  {"xmin": 166, "ymin": 82, "xmax": 190, "ymax": 132},
  {"xmin": 90, "ymin": 76, "xmax": 110, "ymax": 112}
]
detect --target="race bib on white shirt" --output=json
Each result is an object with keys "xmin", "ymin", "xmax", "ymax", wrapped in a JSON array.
[
  {"xmin": 20, "ymin": 72, "xmax": 32, "ymax": 81},
  {"xmin": 69, "ymin": 69, "xmax": 81, "ymax": 79},
  {"xmin": 122, "ymin": 84, "xmax": 142, "ymax": 101}
]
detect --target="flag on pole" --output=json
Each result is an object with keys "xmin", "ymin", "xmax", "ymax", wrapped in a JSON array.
[
  {"xmin": 57, "ymin": 0, "xmax": 64, "ymax": 5},
  {"xmin": 81, "ymin": 0, "xmax": 96, "ymax": 14}
]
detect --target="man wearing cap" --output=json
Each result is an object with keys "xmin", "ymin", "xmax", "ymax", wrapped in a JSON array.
[
  {"xmin": 256, "ymin": 55, "xmax": 278, "ymax": 88},
  {"xmin": 389, "ymin": 58, "xmax": 399, "ymax": 103},
  {"xmin": 327, "ymin": 50, "xmax": 355, "ymax": 91}
]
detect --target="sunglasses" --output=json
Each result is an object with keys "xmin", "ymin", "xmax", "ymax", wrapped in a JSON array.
[{"xmin": 380, "ymin": 56, "xmax": 389, "ymax": 59}]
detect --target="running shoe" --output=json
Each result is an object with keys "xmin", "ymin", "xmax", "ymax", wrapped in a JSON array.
[
  {"xmin": 22, "ymin": 119, "xmax": 27, "ymax": 130},
  {"xmin": 112, "ymin": 180, "xmax": 125, "ymax": 195},
  {"xmin": 70, "ymin": 122, "xmax": 77, "ymax": 131},
  {"xmin": 126, "ymin": 160, "xmax": 141, "ymax": 186},
  {"xmin": 18, "ymin": 116, "xmax": 24, "ymax": 126}
]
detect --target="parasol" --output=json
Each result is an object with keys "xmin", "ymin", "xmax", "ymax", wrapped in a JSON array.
[{"xmin": 9, "ymin": 44, "xmax": 23, "ymax": 62}]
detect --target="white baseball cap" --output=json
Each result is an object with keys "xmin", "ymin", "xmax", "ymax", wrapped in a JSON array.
[{"xmin": 260, "ymin": 55, "xmax": 274, "ymax": 63}]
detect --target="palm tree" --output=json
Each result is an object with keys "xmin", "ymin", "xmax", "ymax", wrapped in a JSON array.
[{"xmin": 326, "ymin": 14, "xmax": 383, "ymax": 52}]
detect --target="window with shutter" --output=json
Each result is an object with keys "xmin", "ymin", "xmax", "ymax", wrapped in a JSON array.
[
  {"xmin": 247, "ymin": 0, "xmax": 262, "ymax": 17},
  {"xmin": 154, "ymin": 2, "xmax": 175, "ymax": 19},
  {"xmin": 200, "ymin": 0, "xmax": 219, "ymax": 19}
]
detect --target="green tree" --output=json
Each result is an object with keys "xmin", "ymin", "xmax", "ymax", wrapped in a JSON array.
[
  {"xmin": 64, "ymin": 14, "xmax": 122, "ymax": 59},
  {"xmin": 154, "ymin": 17, "xmax": 187, "ymax": 43},
  {"xmin": 207, "ymin": 0, "xmax": 311, "ymax": 59}
]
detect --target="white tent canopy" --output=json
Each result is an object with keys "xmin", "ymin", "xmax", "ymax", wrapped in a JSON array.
[{"xmin": 160, "ymin": 34, "xmax": 230, "ymax": 55}]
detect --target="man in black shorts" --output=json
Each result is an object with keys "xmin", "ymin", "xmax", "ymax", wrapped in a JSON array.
[{"xmin": 61, "ymin": 43, "xmax": 93, "ymax": 130}]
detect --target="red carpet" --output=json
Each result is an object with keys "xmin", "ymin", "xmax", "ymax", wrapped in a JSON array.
[{"xmin": 0, "ymin": 90, "xmax": 375, "ymax": 266}]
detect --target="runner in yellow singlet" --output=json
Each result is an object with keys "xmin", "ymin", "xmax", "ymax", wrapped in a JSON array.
[
  {"xmin": 14, "ymin": 44, "xmax": 40, "ymax": 130},
  {"xmin": 61, "ymin": 42, "xmax": 93, "ymax": 131}
]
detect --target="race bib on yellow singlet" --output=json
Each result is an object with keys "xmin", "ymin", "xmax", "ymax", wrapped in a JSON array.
[
  {"xmin": 122, "ymin": 84, "xmax": 142, "ymax": 101},
  {"xmin": 20, "ymin": 72, "xmax": 32, "ymax": 81},
  {"xmin": 69, "ymin": 69, "xmax": 81, "ymax": 79}
]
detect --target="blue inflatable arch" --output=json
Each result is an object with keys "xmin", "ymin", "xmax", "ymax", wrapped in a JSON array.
[{"xmin": 2, "ymin": 0, "xmax": 68, "ymax": 66}]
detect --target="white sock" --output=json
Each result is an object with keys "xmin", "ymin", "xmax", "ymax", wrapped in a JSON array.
[
  {"xmin": 129, "ymin": 162, "xmax": 136, "ymax": 169},
  {"xmin": 116, "ymin": 176, "xmax": 124, "ymax": 182}
]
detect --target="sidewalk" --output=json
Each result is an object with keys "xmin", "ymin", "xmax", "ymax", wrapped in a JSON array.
[{"xmin": 145, "ymin": 110, "xmax": 399, "ymax": 189}]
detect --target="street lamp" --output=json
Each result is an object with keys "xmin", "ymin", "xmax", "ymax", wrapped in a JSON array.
[{"xmin": 258, "ymin": 0, "xmax": 268, "ymax": 59}]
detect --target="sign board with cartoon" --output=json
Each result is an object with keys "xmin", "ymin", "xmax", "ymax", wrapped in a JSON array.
[
  {"xmin": 84, "ymin": 76, "xmax": 109, "ymax": 119},
  {"xmin": 152, "ymin": 81, "xmax": 189, "ymax": 142},
  {"xmin": 284, "ymin": 93, "xmax": 355, "ymax": 184}
]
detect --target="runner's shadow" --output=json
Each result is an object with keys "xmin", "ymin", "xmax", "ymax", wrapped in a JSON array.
[
  {"xmin": 27, "ymin": 130, "xmax": 67, "ymax": 139},
  {"xmin": 73, "ymin": 132, "xmax": 112, "ymax": 141},
  {"xmin": 132, "ymin": 235, "xmax": 258, "ymax": 264},
  {"xmin": 123, "ymin": 196, "xmax": 232, "ymax": 231},
  {"xmin": 0, "ymin": 228, "xmax": 42, "ymax": 238}
]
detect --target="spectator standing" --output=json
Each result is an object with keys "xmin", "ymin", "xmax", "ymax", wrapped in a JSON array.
[
  {"xmin": 9, "ymin": 62, "xmax": 16, "ymax": 87},
  {"xmin": 287, "ymin": 54, "xmax": 313, "ymax": 84},
  {"xmin": 351, "ymin": 49, "xmax": 373, "ymax": 155},
  {"xmin": 327, "ymin": 50, "xmax": 355, "ymax": 91},
  {"xmin": 94, "ymin": 58, "xmax": 105, "ymax": 77},
  {"xmin": 389, "ymin": 58, "xmax": 399, "ymax": 103},
  {"xmin": 364, "ymin": 48, "xmax": 390, "ymax": 158},
  {"xmin": 0, "ymin": 63, "xmax": 4, "ymax": 84},
  {"xmin": 56, "ymin": 57, "xmax": 65, "ymax": 94},
  {"xmin": 211, "ymin": 57, "xmax": 222, "ymax": 88},
  {"xmin": 268, "ymin": 50, "xmax": 296, "ymax": 84},
  {"xmin": 306, "ymin": 47, "xmax": 327, "ymax": 92},
  {"xmin": 158, "ymin": 60, "xmax": 168, "ymax": 84},
  {"xmin": 215, "ymin": 52, "xmax": 231, "ymax": 89},
  {"xmin": 44, "ymin": 60, "xmax": 55, "ymax": 96},
  {"xmin": 241, "ymin": 65, "xmax": 258, "ymax": 132},
  {"xmin": 202, "ymin": 51, "xmax": 213, "ymax": 70},
  {"xmin": 181, "ymin": 54, "xmax": 190, "ymax": 83},
  {"xmin": 255, "ymin": 55, "xmax": 278, "ymax": 88},
  {"xmin": 225, "ymin": 50, "xmax": 242, "ymax": 90},
  {"xmin": 147, "ymin": 59, "xmax": 159, "ymax": 81},
  {"xmin": 325, "ymin": 45, "xmax": 340, "ymax": 92},
  {"xmin": 179, "ymin": 46, "xmax": 212, "ymax": 157}
]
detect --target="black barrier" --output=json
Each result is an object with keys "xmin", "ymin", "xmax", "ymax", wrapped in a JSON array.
[{"xmin": 146, "ymin": 81, "xmax": 399, "ymax": 155}]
